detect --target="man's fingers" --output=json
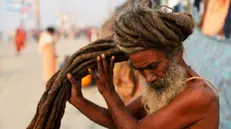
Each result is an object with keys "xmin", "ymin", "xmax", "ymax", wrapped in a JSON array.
[
  {"xmin": 67, "ymin": 73, "xmax": 74, "ymax": 83},
  {"xmin": 67, "ymin": 73, "xmax": 83, "ymax": 100},
  {"xmin": 67, "ymin": 73, "xmax": 81, "ymax": 89},
  {"xmin": 101, "ymin": 54, "xmax": 108, "ymax": 73},
  {"xmin": 109, "ymin": 56, "xmax": 115, "ymax": 76},
  {"xmin": 88, "ymin": 68, "xmax": 98, "ymax": 80},
  {"xmin": 97, "ymin": 56, "xmax": 104, "ymax": 77}
]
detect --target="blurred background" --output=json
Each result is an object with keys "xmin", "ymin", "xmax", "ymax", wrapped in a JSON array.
[{"xmin": 0, "ymin": 0, "xmax": 231, "ymax": 129}]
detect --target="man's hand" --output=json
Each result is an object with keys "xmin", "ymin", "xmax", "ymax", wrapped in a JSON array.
[
  {"xmin": 66, "ymin": 72, "xmax": 118, "ymax": 129},
  {"xmin": 67, "ymin": 73, "xmax": 83, "ymax": 104},
  {"xmin": 89, "ymin": 54, "xmax": 116, "ymax": 96}
]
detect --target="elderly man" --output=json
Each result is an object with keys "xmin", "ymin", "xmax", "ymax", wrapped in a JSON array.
[{"xmin": 67, "ymin": 5, "xmax": 219, "ymax": 129}]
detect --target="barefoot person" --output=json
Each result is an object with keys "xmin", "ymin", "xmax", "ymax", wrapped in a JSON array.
[{"xmin": 67, "ymin": 5, "xmax": 219, "ymax": 129}]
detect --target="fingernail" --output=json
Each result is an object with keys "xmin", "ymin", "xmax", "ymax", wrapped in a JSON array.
[
  {"xmin": 101, "ymin": 54, "xmax": 105, "ymax": 58},
  {"xmin": 67, "ymin": 73, "xmax": 71, "ymax": 78},
  {"xmin": 97, "ymin": 56, "xmax": 100, "ymax": 60},
  {"xmin": 88, "ymin": 68, "xmax": 91, "ymax": 73}
]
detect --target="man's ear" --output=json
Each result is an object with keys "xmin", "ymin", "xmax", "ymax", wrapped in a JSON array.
[{"xmin": 178, "ymin": 52, "xmax": 183, "ymax": 59}]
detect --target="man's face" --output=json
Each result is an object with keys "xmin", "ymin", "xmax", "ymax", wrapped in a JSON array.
[
  {"xmin": 130, "ymin": 48, "xmax": 187, "ymax": 114},
  {"xmin": 129, "ymin": 48, "xmax": 170, "ymax": 90}
]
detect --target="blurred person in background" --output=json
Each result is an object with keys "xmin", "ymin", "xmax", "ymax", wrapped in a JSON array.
[
  {"xmin": 194, "ymin": 0, "xmax": 202, "ymax": 12},
  {"xmin": 14, "ymin": 26, "xmax": 27, "ymax": 56},
  {"xmin": 87, "ymin": 27, "xmax": 99, "ymax": 43},
  {"xmin": 39, "ymin": 27, "xmax": 59, "ymax": 83},
  {"xmin": 196, "ymin": 0, "xmax": 209, "ymax": 29},
  {"xmin": 199, "ymin": 0, "xmax": 230, "ymax": 40},
  {"xmin": 223, "ymin": 2, "xmax": 231, "ymax": 39}
]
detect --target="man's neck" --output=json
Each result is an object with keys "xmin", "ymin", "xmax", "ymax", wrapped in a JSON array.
[{"xmin": 179, "ymin": 59, "xmax": 195, "ymax": 78}]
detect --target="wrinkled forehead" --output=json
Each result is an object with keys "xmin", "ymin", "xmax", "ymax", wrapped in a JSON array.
[{"xmin": 129, "ymin": 48, "xmax": 166, "ymax": 66}]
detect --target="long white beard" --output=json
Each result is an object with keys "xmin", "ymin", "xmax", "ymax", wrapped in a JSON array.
[{"xmin": 141, "ymin": 60, "xmax": 187, "ymax": 114}]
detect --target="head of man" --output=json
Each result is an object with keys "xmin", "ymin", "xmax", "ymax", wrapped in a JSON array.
[
  {"xmin": 114, "ymin": 5, "xmax": 195, "ymax": 114},
  {"xmin": 46, "ymin": 27, "xmax": 56, "ymax": 36}
]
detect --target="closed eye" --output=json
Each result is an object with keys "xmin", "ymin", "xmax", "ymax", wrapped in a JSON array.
[
  {"xmin": 146, "ymin": 62, "xmax": 160, "ymax": 69},
  {"xmin": 131, "ymin": 62, "xmax": 160, "ymax": 71}
]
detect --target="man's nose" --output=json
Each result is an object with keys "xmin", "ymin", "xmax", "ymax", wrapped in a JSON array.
[{"xmin": 142, "ymin": 70, "xmax": 157, "ymax": 83}]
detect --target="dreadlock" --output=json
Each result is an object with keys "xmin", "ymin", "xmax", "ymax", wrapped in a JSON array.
[
  {"xmin": 100, "ymin": 0, "xmax": 155, "ymax": 38},
  {"xmin": 114, "ymin": 5, "xmax": 195, "ymax": 57},
  {"xmin": 27, "ymin": 36, "xmax": 128, "ymax": 129}
]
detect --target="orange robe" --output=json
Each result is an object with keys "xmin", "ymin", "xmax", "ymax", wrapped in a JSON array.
[
  {"xmin": 15, "ymin": 28, "xmax": 26, "ymax": 52},
  {"xmin": 202, "ymin": 0, "xmax": 231, "ymax": 36}
]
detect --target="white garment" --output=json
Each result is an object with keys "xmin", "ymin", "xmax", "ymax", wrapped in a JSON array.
[
  {"xmin": 38, "ymin": 32, "xmax": 54, "ymax": 54},
  {"xmin": 39, "ymin": 32, "xmax": 54, "ymax": 47}
]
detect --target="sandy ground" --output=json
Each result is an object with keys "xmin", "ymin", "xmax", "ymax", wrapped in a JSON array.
[{"xmin": 0, "ymin": 38, "xmax": 107, "ymax": 129}]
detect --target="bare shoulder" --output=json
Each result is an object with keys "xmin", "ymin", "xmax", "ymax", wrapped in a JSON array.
[
  {"xmin": 173, "ymin": 80, "xmax": 219, "ymax": 114},
  {"xmin": 170, "ymin": 80, "xmax": 220, "ymax": 128},
  {"xmin": 182, "ymin": 68, "xmax": 219, "ymax": 108},
  {"xmin": 188, "ymin": 80, "xmax": 218, "ymax": 105}
]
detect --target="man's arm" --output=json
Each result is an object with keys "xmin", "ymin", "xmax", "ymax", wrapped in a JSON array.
[
  {"xmin": 70, "ymin": 96, "xmax": 145, "ymax": 129},
  {"xmin": 67, "ymin": 71, "xmax": 145, "ymax": 129},
  {"xmin": 70, "ymin": 97, "xmax": 116, "ymax": 129}
]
